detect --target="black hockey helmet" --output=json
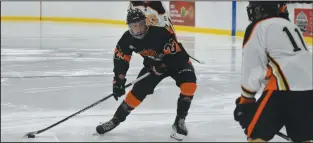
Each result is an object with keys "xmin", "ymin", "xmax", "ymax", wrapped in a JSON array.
[
  {"xmin": 126, "ymin": 8, "xmax": 148, "ymax": 39},
  {"xmin": 247, "ymin": 1, "xmax": 285, "ymax": 22}
]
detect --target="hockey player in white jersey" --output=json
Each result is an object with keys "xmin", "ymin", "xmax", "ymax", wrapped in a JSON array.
[
  {"xmin": 233, "ymin": 1, "xmax": 313, "ymax": 142},
  {"xmin": 128, "ymin": 1, "xmax": 176, "ymax": 34}
]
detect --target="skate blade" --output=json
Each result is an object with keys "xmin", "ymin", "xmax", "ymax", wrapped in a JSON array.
[
  {"xmin": 170, "ymin": 131, "xmax": 185, "ymax": 141},
  {"xmin": 92, "ymin": 132, "xmax": 105, "ymax": 136}
]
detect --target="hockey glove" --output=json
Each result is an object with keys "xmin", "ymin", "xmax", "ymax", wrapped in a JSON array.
[
  {"xmin": 233, "ymin": 96, "xmax": 257, "ymax": 129},
  {"xmin": 151, "ymin": 63, "xmax": 167, "ymax": 76},
  {"xmin": 143, "ymin": 57, "xmax": 167, "ymax": 76},
  {"xmin": 112, "ymin": 76, "xmax": 127, "ymax": 101}
]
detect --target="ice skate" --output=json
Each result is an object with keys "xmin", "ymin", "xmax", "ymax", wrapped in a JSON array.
[
  {"xmin": 170, "ymin": 116, "xmax": 188, "ymax": 141},
  {"xmin": 96, "ymin": 117, "xmax": 120, "ymax": 134}
]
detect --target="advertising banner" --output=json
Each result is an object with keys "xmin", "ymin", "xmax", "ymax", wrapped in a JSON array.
[
  {"xmin": 294, "ymin": 8, "xmax": 313, "ymax": 37},
  {"xmin": 169, "ymin": 1, "xmax": 195, "ymax": 27}
]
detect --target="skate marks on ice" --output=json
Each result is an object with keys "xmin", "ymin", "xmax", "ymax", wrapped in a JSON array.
[
  {"xmin": 1, "ymin": 95, "xmax": 245, "ymax": 142},
  {"xmin": 1, "ymin": 73, "xmax": 245, "ymax": 142}
]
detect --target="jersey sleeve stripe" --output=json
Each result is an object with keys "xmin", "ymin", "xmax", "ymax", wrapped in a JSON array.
[
  {"xmin": 241, "ymin": 91, "xmax": 255, "ymax": 98},
  {"xmin": 267, "ymin": 62, "xmax": 285, "ymax": 90},
  {"xmin": 268, "ymin": 55, "xmax": 290, "ymax": 90},
  {"xmin": 241, "ymin": 86, "xmax": 257, "ymax": 97},
  {"xmin": 264, "ymin": 65, "xmax": 279, "ymax": 90},
  {"xmin": 114, "ymin": 48, "xmax": 132, "ymax": 62},
  {"xmin": 247, "ymin": 90, "xmax": 274, "ymax": 138}
]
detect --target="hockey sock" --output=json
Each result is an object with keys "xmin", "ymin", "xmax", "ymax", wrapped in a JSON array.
[
  {"xmin": 177, "ymin": 94, "xmax": 193, "ymax": 118},
  {"xmin": 113, "ymin": 101, "xmax": 134, "ymax": 122}
]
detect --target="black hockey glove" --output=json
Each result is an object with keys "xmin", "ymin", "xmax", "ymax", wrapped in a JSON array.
[
  {"xmin": 151, "ymin": 63, "xmax": 167, "ymax": 76},
  {"xmin": 112, "ymin": 76, "xmax": 127, "ymax": 101},
  {"xmin": 143, "ymin": 58, "xmax": 167, "ymax": 76},
  {"xmin": 233, "ymin": 96, "xmax": 257, "ymax": 129}
]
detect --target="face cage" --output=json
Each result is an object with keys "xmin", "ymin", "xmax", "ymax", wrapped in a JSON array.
[{"xmin": 128, "ymin": 19, "xmax": 148, "ymax": 39}]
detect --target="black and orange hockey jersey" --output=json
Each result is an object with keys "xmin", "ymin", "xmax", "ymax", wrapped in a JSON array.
[{"xmin": 113, "ymin": 26, "xmax": 189, "ymax": 76}]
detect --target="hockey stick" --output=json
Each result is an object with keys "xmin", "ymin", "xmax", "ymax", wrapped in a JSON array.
[
  {"xmin": 177, "ymin": 42, "xmax": 205, "ymax": 64},
  {"xmin": 23, "ymin": 72, "xmax": 150, "ymax": 138},
  {"xmin": 189, "ymin": 55, "xmax": 205, "ymax": 64}
]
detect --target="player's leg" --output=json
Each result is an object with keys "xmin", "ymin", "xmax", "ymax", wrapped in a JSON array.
[
  {"xmin": 284, "ymin": 90, "xmax": 313, "ymax": 142},
  {"xmin": 170, "ymin": 62, "xmax": 197, "ymax": 140},
  {"xmin": 113, "ymin": 68, "xmax": 167, "ymax": 121},
  {"xmin": 245, "ymin": 90, "xmax": 285, "ymax": 142},
  {"xmin": 96, "ymin": 67, "xmax": 167, "ymax": 134}
]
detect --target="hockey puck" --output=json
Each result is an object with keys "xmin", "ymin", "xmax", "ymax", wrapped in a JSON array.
[{"xmin": 27, "ymin": 134, "xmax": 35, "ymax": 138}]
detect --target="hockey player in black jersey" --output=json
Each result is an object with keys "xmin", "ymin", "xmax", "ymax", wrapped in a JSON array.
[{"xmin": 95, "ymin": 9, "xmax": 197, "ymax": 141}]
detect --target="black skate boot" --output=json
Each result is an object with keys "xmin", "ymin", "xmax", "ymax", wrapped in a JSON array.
[
  {"xmin": 170, "ymin": 116, "xmax": 188, "ymax": 141},
  {"xmin": 96, "ymin": 116, "xmax": 120, "ymax": 134},
  {"xmin": 96, "ymin": 101, "xmax": 134, "ymax": 135},
  {"xmin": 170, "ymin": 94, "xmax": 193, "ymax": 141}
]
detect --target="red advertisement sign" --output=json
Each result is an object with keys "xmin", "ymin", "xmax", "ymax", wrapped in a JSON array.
[
  {"xmin": 294, "ymin": 8, "xmax": 313, "ymax": 37},
  {"xmin": 169, "ymin": 1, "xmax": 195, "ymax": 27}
]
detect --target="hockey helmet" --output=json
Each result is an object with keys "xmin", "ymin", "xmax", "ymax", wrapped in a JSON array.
[
  {"xmin": 127, "ymin": 8, "xmax": 148, "ymax": 39},
  {"xmin": 247, "ymin": 1, "xmax": 285, "ymax": 22}
]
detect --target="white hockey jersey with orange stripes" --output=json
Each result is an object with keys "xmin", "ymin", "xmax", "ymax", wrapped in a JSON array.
[
  {"xmin": 241, "ymin": 17, "xmax": 312, "ymax": 97},
  {"xmin": 128, "ymin": 1, "xmax": 174, "ymax": 30}
]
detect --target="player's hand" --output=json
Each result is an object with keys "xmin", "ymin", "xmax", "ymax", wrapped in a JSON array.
[
  {"xmin": 112, "ymin": 75, "xmax": 127, "ymax": 101},
  {"xmin": 151, "ymin": 63, "xmax": 167, "ymax": 76},
  {"xmin": 233, "ymin": 96, "xmax": 257, "ymax": 129}
]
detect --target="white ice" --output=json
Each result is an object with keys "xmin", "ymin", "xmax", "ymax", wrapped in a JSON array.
[{"xmin": 1, "ymin": 21, "xmax": 303, "ymax": 142}]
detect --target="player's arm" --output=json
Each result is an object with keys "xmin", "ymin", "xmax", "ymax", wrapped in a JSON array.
[
  {"xmin": 113, "ymin": 33, "xmax": 133, "ymax": 77},
  {"xmin": 149, "ymin": 1, "xmax": 174, "ymax": 29},
  {"xmin": 149, "ymin": 1, "xmax": 166, "ymax": 14},
  {"xmin": 233, "ymin": 23, "xmax": 268, "ymax": 130},
  {"xmin": 112, "ymin": 32, "xmax": 133, "ymax": 100},
  {"xmin": 240, "ymin": 24, "xmax": 267, "ymax": 100},
  {"xmin": 150, "ymin": 1, "xmax": 168, "ymax": 27},
  {"xmin": 161, "ymin": 29, "xmax": 189, "ymax": 69},
  {"xmin": 147, "ymin": 28, "xmax": 187, "ymax": 76},
  {"xmin": 129, "ymin": 1, "xmax": 166, "ymax": 14}
]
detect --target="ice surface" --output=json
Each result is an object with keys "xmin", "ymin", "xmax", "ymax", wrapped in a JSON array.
[{"xmin": 1, "ymin": 22, "xmax": 303, "ymax": 142}]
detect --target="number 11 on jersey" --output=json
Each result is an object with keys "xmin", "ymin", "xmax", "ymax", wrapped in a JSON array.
[{"xmin": 283, "ymin": 27, "xmax": 308, "ymax": 52}]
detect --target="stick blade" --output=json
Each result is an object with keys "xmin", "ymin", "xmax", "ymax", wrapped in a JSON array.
[
  {"xmin": 23, "ymin": 131, "xmax": 37, "ymax": 138},
  {"xmin": 198, "ymin": 60, "xmax": 206, "ymax": 64}
]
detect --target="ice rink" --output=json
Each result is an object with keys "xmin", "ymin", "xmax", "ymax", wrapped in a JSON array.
[{"xmin": 2, "ymin": 22, "xmax": 310, "ymax": 142}]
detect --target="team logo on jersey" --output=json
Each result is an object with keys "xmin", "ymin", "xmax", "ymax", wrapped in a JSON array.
[
  {"xmin": 163, "ymin": 38, "xmax": 181, "ymax": 54},
  {"xmin": 178, "ymin": 68, "xmax": 192, "ymax": 74},
  {"xmin": 139, "ymin": 49, "xmax": 157, "ymax": 57}
]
